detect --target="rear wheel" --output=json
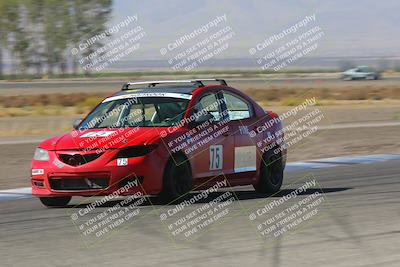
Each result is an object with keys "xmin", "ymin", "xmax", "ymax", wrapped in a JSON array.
[
  {"xmin": 39, "ymin": 196, "xmax": 71, "ymax": 207},
  {"xmin": 160, "ymin": 155, "xmax": 192, "ymax": 202},
  {"xmin": 253, "ymin": 150, "xmax": 284, "ymax": 194}
]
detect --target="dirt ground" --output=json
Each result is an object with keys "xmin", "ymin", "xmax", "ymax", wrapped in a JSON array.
[{"xmin": 0, "ymin": 103, "xmax": 399, "ymax": 189}]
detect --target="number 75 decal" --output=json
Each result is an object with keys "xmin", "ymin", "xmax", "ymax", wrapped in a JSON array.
[{"xmin": 209, "ymin": 145, "xmax": 223, "ymax": 170}]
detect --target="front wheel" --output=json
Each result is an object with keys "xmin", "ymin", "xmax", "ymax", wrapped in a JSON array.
[
  {"xmin": 342, "ymin": 75, "xmax": 352, "ymax": 81},
  {"xmin": 39, "ymin": 196, "xmax": 71, "ymax": 207},
  {"xmin": 253, "ymin": 151, "xmax": 284, "ymax": 194},
  {"xmin": 159, "ymin": 155, "xmax": 192, "ymax": 202}
]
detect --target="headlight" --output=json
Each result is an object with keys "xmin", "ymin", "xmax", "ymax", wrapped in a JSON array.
[
  {"xmin": 115, "ymin": 145, "xmax": 158, "ymax": 158},
  {"xmin": 34, "ymin": 148, "xmax": 49, "ymax": 161}
]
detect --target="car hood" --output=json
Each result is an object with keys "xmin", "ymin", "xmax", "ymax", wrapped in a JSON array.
[
  {"xmin": 343, "ymin": 69, "xmax": 355, "ymax": 74},
  {"xmin": 39, "ymin": 128, "xmax": 167, "ymax": 151}
]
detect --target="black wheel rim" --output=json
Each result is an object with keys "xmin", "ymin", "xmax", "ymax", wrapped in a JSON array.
[
  {"xmin": 268, "ymin": 154, "xmax": 282, "ymax": 186},
  {"xmin": 172, "ymin": 163, "xmax": 189, "ymax": 195}
]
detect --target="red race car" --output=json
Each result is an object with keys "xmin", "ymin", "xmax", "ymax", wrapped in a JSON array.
[{"xmin": 31, "ymin": 79, "xmax": 286, "ymax": 207}]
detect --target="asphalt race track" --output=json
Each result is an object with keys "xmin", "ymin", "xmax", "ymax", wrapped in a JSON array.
[
  {"xmin": 1, "ymin": 76, "xmax": 400, "ymax": 96},
  {"xmin": 1, "ymin": 160, "xmax": 399, "ymax": 267}
]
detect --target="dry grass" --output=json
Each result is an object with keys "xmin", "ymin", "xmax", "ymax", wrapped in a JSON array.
[
  {"xmin": 0, "ymin": 93, "xmax": 107, "ymax": 108},
  {"xmin": 244, "ymin": 85, "xmax": 400, "ymax": 103},
  {"xmin": 0, "ymin": 93, "xmax": 107, "ymax": 117},
  {"xmin": 0, "ymin": 106, "xmax": 79, "ymax": 117},
  {"xmin": 0, "ymin": 85, "xmax": 399, "ymax": 116}
]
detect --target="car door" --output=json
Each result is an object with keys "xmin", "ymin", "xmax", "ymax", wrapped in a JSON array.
[
  {"xmin": 187, "ymin": 91, "xmax": 234, "ymax": 182},
  {"xmin": 362, "ymin": 66, "xmax": 376, "ymax": 78},
  {"xmin": 355, "ymin": 67, "xmax": 369, "ymax": 79},
  {"xmin": 359, "ymin": 67, "xmax": 369, "ymax": 78},
  {"xmin": 352, "ymin": 68, "xmax": 361, "ymax": 79},
  {"xmin": 221, "ymin": 91, "xmax": 258, "ymax": 183}
]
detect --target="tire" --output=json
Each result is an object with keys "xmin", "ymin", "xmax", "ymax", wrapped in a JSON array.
[
  {"xmin": 159, "ymin": 154, "xmax": 192, "ymax": 202},
  {"xmin": 39, "ymin": 196, "xmax": 71, "ymax": 207},
  {"xmin": 342, "ymin": 75, "xmax": 352, "ymax": 81},
  {"xmin": 253, "ymin": 150, "xmax": 284, "ymax": 194}
]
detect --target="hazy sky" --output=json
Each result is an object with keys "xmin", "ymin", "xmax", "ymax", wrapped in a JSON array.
[{"xmin": 108, "ymin": 0, "xmax": 400, "ymax": 59}]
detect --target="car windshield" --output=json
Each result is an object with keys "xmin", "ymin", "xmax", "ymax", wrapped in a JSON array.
[{"xmin": 79, "ymin": 97, "xmax": 189, "ymax": 129}]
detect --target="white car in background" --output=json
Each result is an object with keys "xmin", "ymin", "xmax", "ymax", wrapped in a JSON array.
[{"xmin": 341, "ymin": 66, "xmax": 381, "ymax": 81}]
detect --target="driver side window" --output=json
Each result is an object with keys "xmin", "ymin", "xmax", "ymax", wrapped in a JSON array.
[
  {"xmin": 223, "ymin": 92, "xmax": 252, "ymax": 121},
  {"xmin": 195, "ymin": 93, "xmax": 222, "ymax": 122}
]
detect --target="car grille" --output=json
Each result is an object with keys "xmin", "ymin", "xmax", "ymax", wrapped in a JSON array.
[
  {"xmin": 48, "ymin": 172, "xmax": 110, "ymax": 191},
  {"xmin": 49, "ymin": 178, "xmax": 109, "ymax": 191},
  {"xmin": 58, "ymin": 152, "xmax": 103, "ymax": 166}
]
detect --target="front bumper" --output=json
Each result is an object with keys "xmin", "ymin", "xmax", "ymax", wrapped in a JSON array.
[{"xmin": 31, "ymin": 149, "xmax": 165, "ymax": 197}]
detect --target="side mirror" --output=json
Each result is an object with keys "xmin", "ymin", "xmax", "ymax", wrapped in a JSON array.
[
  {"xmin": 188, "ymin": 113, "xmax": 214, "ymax": 128},
  {"xmin": 73, "ymin": 119, "xmax": 82, "ymax": 129}
]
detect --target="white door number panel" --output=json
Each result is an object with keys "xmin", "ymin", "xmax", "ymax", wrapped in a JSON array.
[
  {"xmin": 234, "ymin": 146, "xmax": 256, "ymax": 172},
  {"xmin": 209, "ymin": 145, "xmax": 223, "ymax": 170}
]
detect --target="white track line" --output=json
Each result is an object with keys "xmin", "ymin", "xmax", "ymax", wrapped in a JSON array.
[
  {"xmin": 0, "ymin": 187, "xmax": 32, "ymax": 201},
  {"xmin": 1, "ymin": 153, "xmax": 400, "ymax": 202}
]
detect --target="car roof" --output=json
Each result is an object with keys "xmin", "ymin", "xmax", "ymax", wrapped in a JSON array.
[
  {"xmin": 113, "ymin": 79, "xmax": 229, "ymax": 98},
  {"xmin": 114, "ymin": 85, "xmax": 198, "ymax": 97}
]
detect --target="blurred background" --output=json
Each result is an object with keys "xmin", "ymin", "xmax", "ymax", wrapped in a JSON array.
[
  {"xmin": 0, "ymin": 0, "xmax": 399, "ymax": 188},
  {"xmin": 1, "ymin": 2, "xmax": 400, "ymax": 267},
  {"xmin": 1, "ymin": 0, "xmax": 400, "ymax": 76}
]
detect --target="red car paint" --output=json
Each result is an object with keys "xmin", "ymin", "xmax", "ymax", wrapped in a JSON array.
[{"xmin": 31, "ymin": 83, "xmax": 286, "ymax": 198}]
